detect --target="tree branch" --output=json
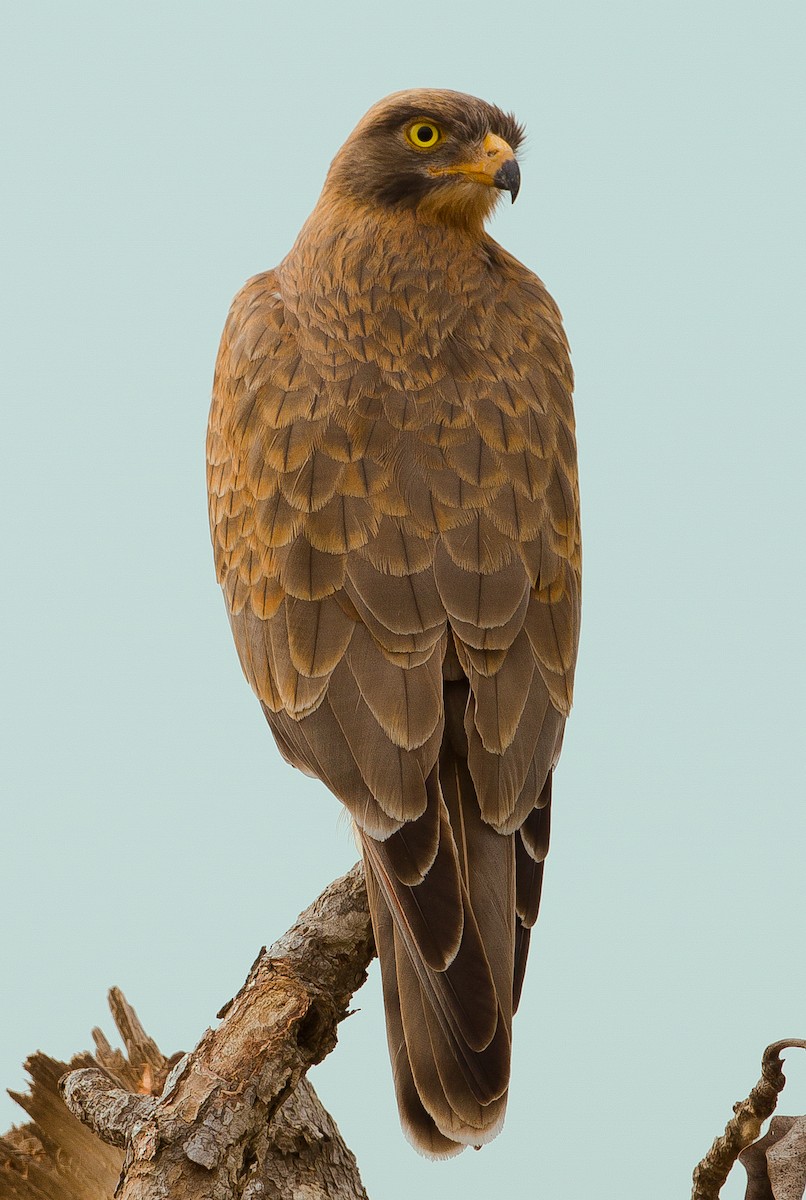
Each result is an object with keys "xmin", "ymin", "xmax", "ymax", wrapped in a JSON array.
[
  {"xmin": 691, "ymin": 1039, "xmax": 806, "ymax": 1199},
  {"xmin": 4, "ymin": 860, "xmax": 806, "ymax": 1199},
  {"xmin": 2, "ymin": 864, "xmax": 375, "ymax": 1200}
]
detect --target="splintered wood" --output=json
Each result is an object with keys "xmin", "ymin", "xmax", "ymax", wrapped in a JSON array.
[{"xmin": 2, "ymin": 865, "xmax": 373, "ymax": 1200}]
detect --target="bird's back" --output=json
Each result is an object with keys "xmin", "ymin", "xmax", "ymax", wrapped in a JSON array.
[{"xmin": 207, "ymin": 200, "xmax": 579, "ymax": 1155}]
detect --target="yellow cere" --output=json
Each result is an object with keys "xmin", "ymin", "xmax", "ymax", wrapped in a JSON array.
[{"xmin": 406, "ymin": 121, "xmax": 443, "ymax": 149}]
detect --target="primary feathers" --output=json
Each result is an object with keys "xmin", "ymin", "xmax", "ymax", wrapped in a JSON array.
[{"xmin": 207, "ymin": 88, "xmax": 580, "ymax": 1156}]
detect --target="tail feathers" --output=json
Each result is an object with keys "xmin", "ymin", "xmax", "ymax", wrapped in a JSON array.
[
  {"xmin": 362, "ymin": 826, "xmax": 502, "ymax": 1061},
  {"xmin": 362, "ymin": 752, "xmax": 516, "ymax": 1156},
  {"xmin": 513, "ymin": 919, "xmax": 533, "ymax": 1015},
  {"xmin": 367, "ymin": 865, "xmax": 464, "ymax": 1158},
  {"xmin": 394, "ymin": 922, "xmax": 509, "ymax": 1143},
  {"xmin": 513, "ymin": 775, "xmax": 553, "ymax": 1011}
]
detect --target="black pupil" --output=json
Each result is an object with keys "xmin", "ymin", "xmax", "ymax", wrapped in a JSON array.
[{"xmin": 417, "ymin": 126, "xmax": 434, "ymax": 143}]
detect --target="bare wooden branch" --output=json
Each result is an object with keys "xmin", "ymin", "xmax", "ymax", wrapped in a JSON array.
[
  {"xmin": 691, "ymin": 1040, "xmax": 806, "ymax": 1200},
  {"xmin": 3, "ymin": 864, "xmax": 374, "ymax": 1200},
  {"xmin": 59, "ymin": 1070, "xmax": 157, "ymax": 1150},
  {"xmin": 740, "ymin": 1116, "xmax": 806, "ymax": 1199},
  {"xmin": 764, "ymin": 1115, "xmax": 806, "ymax": 1199},
  {"xmin": 3, "ymin": 855, "xmax": 804, "ymax": 1199}
]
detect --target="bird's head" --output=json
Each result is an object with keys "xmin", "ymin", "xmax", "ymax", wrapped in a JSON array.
[{"xmin": 324, "ymin": 89, "xmax": 524, "ymax": 230}]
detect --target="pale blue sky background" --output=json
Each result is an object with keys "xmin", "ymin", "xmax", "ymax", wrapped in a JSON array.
[{"xmin": 2, "ymin": 2, "xmax": 804, "ymax": 1197}]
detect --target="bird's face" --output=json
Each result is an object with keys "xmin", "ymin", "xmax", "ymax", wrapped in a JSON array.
[{"xmin": 326, "ymin": 89, "xmax": 524, "ymax": 229}]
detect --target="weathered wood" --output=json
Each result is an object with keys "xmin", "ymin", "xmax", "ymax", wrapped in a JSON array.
[
  {"xmin": 3, "ymin": 859, "xmax": 806, "ymax": 1199},
  {"xmin": 2, "ymin": 864, "xmax": 374, "ymax": 1200},
  {"xmin": 1, "ymin": 1052, "xmax": 124, "ymax": 1199},
  {"xmin": 692, "ymin": 1040, "xmax": 806, "ymax": 1200}
]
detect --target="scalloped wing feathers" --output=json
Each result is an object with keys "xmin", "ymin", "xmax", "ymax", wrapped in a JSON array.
[{"xmin": 207, "ymin": 209, "xmax": 579, "ymax": 1153}]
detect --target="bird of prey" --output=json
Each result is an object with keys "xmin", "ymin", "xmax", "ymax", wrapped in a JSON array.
[{"xmin": 207, "ymin": 88, "xmax": 580, "ymax": 1157}]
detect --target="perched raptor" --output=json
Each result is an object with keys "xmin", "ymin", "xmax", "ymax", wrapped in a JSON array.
[{"xmin": 207, "ymin": 89, "xmax": 580, "ymax": 1157}]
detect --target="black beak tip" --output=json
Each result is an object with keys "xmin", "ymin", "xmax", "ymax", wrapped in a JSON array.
[{"xmin": 493, "ymin": 158, "xmax": 521, "ymax": 203}]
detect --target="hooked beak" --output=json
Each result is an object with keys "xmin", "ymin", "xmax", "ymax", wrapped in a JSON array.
[
  {"xmin": 429, "ymin": 132, "xmax": 521, "ymax": 203},
  {"xmin": 492, "ymin": 156, "xmax": 521, "ymax": 203}
]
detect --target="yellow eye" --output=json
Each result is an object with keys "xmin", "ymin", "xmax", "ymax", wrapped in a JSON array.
[{"xmin": 406, "ymin": 121, "xmax": 443, "ymax": 150}]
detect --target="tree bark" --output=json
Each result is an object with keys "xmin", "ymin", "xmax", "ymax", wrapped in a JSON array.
[
  {"xmin": 1, "ymin": 864, "xmax": 374, "ymax": 1200},
  {"xmin": 691, "ymin": 1040, "xmax": 806, "ymax": 1200},
  {"xmin": 4, "ymin": 861, "xmax": 804, "ymax": 1199}
]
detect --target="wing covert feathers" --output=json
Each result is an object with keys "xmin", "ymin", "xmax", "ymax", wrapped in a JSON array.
[{"xmin": 207, "ymin": 211, "xmax": 578, "ymax": 1154}]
